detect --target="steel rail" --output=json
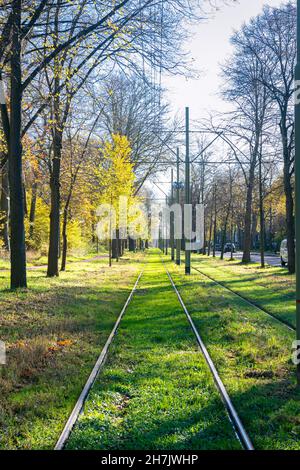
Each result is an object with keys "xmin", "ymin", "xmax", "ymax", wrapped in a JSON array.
[
  {"xmin": 191, "ymin": 265, "xmax": 295, "ymax": 332},
  {"xmin": 54, "ymin": 269, "xmax": 144, "ymax": 450},
  {"xmin": 162, "ymin": 259, "xmax": 254, "ymax": 451}
]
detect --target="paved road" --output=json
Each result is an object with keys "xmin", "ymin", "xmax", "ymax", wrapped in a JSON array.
[{"xmin": 215, "ymin": 251, "xmax": 282, "ymax": 267}]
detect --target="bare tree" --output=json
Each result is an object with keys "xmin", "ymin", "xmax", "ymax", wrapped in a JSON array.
[
  {"xmin": 98, "ymin": 73, "xmax": 172, "ymax": 191},
  {"xmin": 233, "ymin": 3, "xmax": 296, "ymax": 273},
  {"xmin": 222, "ymin": 29, "xmax": 272, "ymax": 264}
]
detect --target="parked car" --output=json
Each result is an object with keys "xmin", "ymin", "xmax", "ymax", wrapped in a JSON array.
[
  {"xmin": 280, "ymin": 239, "xmax": 288, "ymax": 266},
  {"xmin": 224, "ymin": 242, "xmax": 236, "ymax": 253}
]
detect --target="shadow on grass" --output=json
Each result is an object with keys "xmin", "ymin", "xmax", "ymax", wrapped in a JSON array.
[
  {"xmin": 69, "ymin": 395, "xmax": 240, "ymax": 450},
  {"xmin": 70, "ymin": 371, "xmax": 300, "ymax": 450},
  {"xmin": 0, "ymin": 283, "xmax": 135, "ymax": 338},
  {"xmin": 64, "ymin": 264, "xmax": 243, "ymax": 450},
  {"xmin": 189, "ymin": 264, "xmax": 295, "ymax": 327},
  {"xmin": 63, "ymin": 257, "xmax": 300, "ymax": 451},
  {"xmin": 68, "ymin": 289, "xmax": 300, "ymax": 450}
]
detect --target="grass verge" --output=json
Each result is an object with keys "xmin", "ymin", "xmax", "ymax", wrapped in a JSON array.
[
  {"xmin": 191, "ymin": 254, "xmax": 295, "ymax": 328},
  {"xmin": 167, "ymin": 256, "xmax": 300, "ymax": 450},
  {"xmin": 0, "ymin": 253, "xmax": 143, "ymax": 449},
  {"xmin": 66, "ymin": 252, "xmax": 240, "ymax": 450}
]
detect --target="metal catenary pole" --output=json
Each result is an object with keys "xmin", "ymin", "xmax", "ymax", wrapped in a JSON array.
[
  {"xmin": 176, "ymin": 148, "xmax": 181, "ymax": 265},
  {"xmin": 165, "ymin": 195, "xmax": 168, "ymax": 256},
  {"xmin": 161, "ymin": 211, "xmax": 164, "ymax": 253},
  {"xmin": 170, "ymin": 168, "xmax": 175, "ymax": 261},
  {"xmin": 158, "ymin": 211, "xmax": 162, "ymax": 251},
  {"xmin": 185, "ymin": 107, "xmax": 191, "ymax": 275},
  {"xmin": 295, "ymin": 0, "xmax": 300, "ymax": 384}
]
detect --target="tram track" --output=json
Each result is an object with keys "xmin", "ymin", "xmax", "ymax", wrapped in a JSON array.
[
  {"xmin": 191, "ymin": 265, "xmax": 295, "ymax": 332},
  {"xmin": 161, "ymin": 258, "xmax": 254, "ymax": 451},
  {"xmin": 54, "ymin": 268, "xmax": 144, "ymax": 450},
  {"xmin": 55, "ymin": 254, "xmax": 254, "ymax": 451}
]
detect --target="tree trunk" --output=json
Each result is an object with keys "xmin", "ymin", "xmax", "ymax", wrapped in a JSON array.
[
  {"xmin": 29, "ymin": 181, "xmax": 38, "ymax": 240},
  {"xmin": 213, "ymin": 187, "xmax": 217, "ymax": 258},
  {"xmin": 230, "ymin": 224, "xmax": 234, "ymax": 261},
  {"xmin": 47, "ymin": 73, "xmax": 63, "ymax": 277},
  {"xmin": 9, "ymin": 0, "xmax": 27, "ymax": 288},
  {"xmin": 117, "ymin": 229, "xmax": 121, "ymax": 259},
  {"xmin": 23, "ymin": 180, "xmax": 28, "ymax": 216},
  {"xmin": 112, "ymin": 235, "xmax": 118, "ymax": 259},
  {"xmin": 61, "ymin": 190, "xmax": 73, "ymax": 272},
  {"xmin": 259, "ymin": 155, "xmax": 265, "ymax": 268},
  {"xmin": 47, "ymin": 3, "xmax": 64, "ymax": 278},
  {"xmin": 220, "ymin": 207, "xmax": 230, "ymax": 260},
  {"xmin": 251, "ymin": 212, "xmax": 257, "ymax": 251},
  {"xmin": 242, "ymin": 167, "xmax": 255, "ymax": 263},
  {"xmin": 128, "ymin": 236, "xmax": 135, "ymax": 252},
  {"xmin": 281, "ymin": 124, "xmax": 295, "ymax": 274},
  {"xmin": 221, "ymin": 174, "xmax": 233, "ymax": 261},
  {"xmin": 0, "ymin": 161, "xmax": 10, "ymax": 250},
  {"xmin": 284, "ymin": 168, "xmax": 295, "ymax": 274},
  {"xmin": 109, "ymin": 238, "xmax": 112, "ymax": 267},
  {"xmin": 207, "ymin": 214, "xmax": 213, "ymax": 256},
  {"xmin": 220, "ymin": 224, "xmax": 226, "ymax": 260},
  {"xmin": 47, "ymin": 131, "xmax": 62, "ymax": 277},
  {"xmin": 61, "ymin": 207, "xmax": 68, "ymax": 272},
  {"xmin": 278, "ymin": 114, "xmax": 295, "ymax": 273}
]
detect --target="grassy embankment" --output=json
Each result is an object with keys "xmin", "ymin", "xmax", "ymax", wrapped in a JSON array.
[
  {"xmin": 67, "ymin": 253, "xmax": 240, "ymax": 450},
  {"xmin": 68, "ymin": 252, "xmax": 300, "ymax": 450},
  {"xmin": 2, "ymin": 250, "xmax": 299, "ymax": 450},
  {"xmin": 167, "ymin": 254, "xmax": 300, "ymax": 450},
  {"xmin": 0, "ymin": 252, "xmax": 143, "ymax": 449},
  {"xmin": 191, "ymin": 254, "xmax": 295, "ymax": 327}
]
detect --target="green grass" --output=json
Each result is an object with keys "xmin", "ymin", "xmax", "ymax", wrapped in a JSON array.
[
  {"xmin": 0, "ymin": 250, "xmax": 108, "ymax": 269},
  {"xmin": 2, "ymin": 250, "xmax": 299, "ymax": 450},
  {"xmin": 191, "ymin": 254, "xmax": 295, "ymax": 327},
  {"xmin": 0, "ymin": 252, "xmax": 143, "ymax": 449},
  {"xmin": 67, "ymin": 253, "xmax": 241, "ymax": 450},
  {"xmin": 67, "ymin": 251, "xmax": 300, "ymax": 451},
  {"xmin": 165, "ymin": 255, "xmax": 300, "ymax": 450}
]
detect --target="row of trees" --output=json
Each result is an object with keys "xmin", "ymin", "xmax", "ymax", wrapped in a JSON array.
[
  {"xmin": 194, "ymin": 163, "xmax": 286, "ymax": 262},
  {"xmin": 1, "ymin": 1, "xmax": 295, "ymax": 282},
  {"xmin": 0, "ymin": 0, "xmax": 208, "ymax": 288},
  {"xmin": 196, "ymin": 2, "xmax": 296, "ymax": 273}
]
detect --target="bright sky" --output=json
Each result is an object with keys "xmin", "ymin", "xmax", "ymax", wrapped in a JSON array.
[
  {"xmin": 163, "ymin": 0, "xmax": 284, "ymax": 122},
  {"xmin": 149, "ymin": 0, "xmax": 285, "ymax": 197}
]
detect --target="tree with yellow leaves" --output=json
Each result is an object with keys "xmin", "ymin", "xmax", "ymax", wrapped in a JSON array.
[{"xmin": 96, "ymin": 133, "xmax": 137, "ymax": 264}]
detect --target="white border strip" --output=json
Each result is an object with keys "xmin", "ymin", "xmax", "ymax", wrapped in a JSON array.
[{"xmin": 54, "ymin": 269, "xmax": 144, "ymax": 450}]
